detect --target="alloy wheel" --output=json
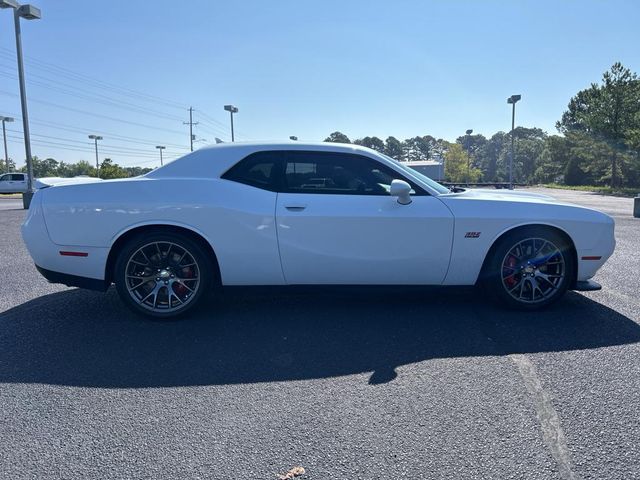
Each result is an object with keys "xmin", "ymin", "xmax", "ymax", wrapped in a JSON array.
[
  {"xmin": 124, "ymin": 241, "xmax": 201, "ymax": 313},
  {"xmin": 501, "ymin": 237, "xmax": 566, "ymax": 304}
]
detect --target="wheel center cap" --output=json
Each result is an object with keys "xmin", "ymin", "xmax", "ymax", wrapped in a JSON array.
[
  {"xmin": 524, "ymin": 265, "xmax": 535, "ymax": 274},
  {"xmin": 159, "ymin": 269, "xmax": 171, "ymax": 279}
]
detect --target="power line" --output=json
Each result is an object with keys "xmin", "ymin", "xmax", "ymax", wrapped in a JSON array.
[
  {"xmin": 6, "ymin": 128, "xmax": 184, "ymax": 156},
  {"xmin": 0, "ymin": 65, "xmax": 186, "ymax": 122},
  {"xmin": 7, "ymin": 134, "xmax": 182, "ymax": 159},
  {"xmin": 0, "ymin": 89, "xmax": 187, "ymax": 135},
  {"xmin": 0, "ymin": 47, "xmax": 187, "ymax": 110},
  {"xmin": 0, "ymin": 49, "xmax": 251, "ymax": 141},
  {"xmin": 4, "ymin": 112, "xmax": 190, "ymax": 150}
]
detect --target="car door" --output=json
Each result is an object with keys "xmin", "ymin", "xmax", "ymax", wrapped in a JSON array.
[
  {"xmin": 0, "ymin": 174, "xmax": 9, "ymax": 193},
  {"xmin": 11, "ymin": 174, "xmax": 27, "ymax": 193},
  {"xmin": 275, "ymin": 151, "xmax": 454, "ymax": 285}
]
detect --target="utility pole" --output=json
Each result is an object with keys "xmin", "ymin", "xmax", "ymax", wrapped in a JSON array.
[{"xmin": 184, "ymin": 107, "xmax": 198, "ymax": 152}]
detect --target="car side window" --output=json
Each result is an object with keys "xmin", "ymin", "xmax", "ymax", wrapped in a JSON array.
[
  {"xmin": 0, "ymin": 174, "xmax": 8, "ymax": 182},
  {"xmin": 221, "ymin": 151, "xmax": 282, "ymax": 192},
  {"xmin": 283, "ymin": 152, "xmax": 425, "ymax": 195},
  {"xmin": 11, "ymin": 174, "xmax": 25, "ymax": 181}
]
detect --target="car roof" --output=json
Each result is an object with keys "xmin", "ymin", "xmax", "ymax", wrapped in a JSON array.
[{"xmin": 145, "ymin": 142, "xmax": 383, "ymax": 179}]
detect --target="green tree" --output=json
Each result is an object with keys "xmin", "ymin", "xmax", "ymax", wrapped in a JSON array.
[
  {"xmin": 402, "ymin": 136, "xmax": 434, "ymax": 162},
  {"xmin": 324, "ymin": 131, "xmax": 351, "ymax": 143},
  {"xmin": 67, "ymin": 160, "xmax": 97, "ymax": 177},
  {"xmin": 354, "ymin": 136, "xmax": 385, "ymax": 152},
  {"xmin": 476, "ymin": 132, "xmax": 508, "ymax": 182},
  {"xmin": 2, "ymin": 157, "xmax": 16, "ymax": 173},
  {"xmin": 125, "ymin": 166, "xmax": 153, "ymax": 177},
  {"xmin": 534, "ymin": 135, "xmax": 571, "ymax": 184},
  {"xmin": 444, "ymin": 142, "xmax": 481, "ymax": 183},
  {"xmin": 456, "ymin": 133, "xmax": 487, "ymax": 180},
  {"xmin": 21, "ymin": 156, "xmax": 59, "ymax": 177},
  {"xmin": 384, "ymin": 136, "xmax": 403, "ymax": 160},
  {"xmin": 98, "ymin": 158, "xmax": 128, "ymax": 179},
  {"xmin": 557, "ymin": 62, "xmax": 640, "ymax": 187}
]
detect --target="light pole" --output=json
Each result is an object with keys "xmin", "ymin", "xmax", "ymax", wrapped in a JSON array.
[
  {"xmin": 507, "ymin": 94, "xmax": 521, "ymax": 189},
  {"xmin": 1, "ymin": 0, "xmax": 41, "ymax": 208},
  {"xmin": 465, "ymin": 129, "xmax": 473, "ymax": 183},
  {"xmin": 0, "ymin": 116, "xmax": 14, "ymax": 173},
  {"xmin": 224, "ymin": 104, "xmax": 238, "ymax": 142},
  {"xmin": 88, "ymin": 134, "xmax": 102, "ymax": 172},
  {"xmin": 155, "ymin": 145, "xmax": 165, "ymax": 166}
]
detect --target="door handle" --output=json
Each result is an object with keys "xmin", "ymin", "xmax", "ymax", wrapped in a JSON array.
[{"xmin": 284, "ymin": 205, "xmax": 307, "ymax": 212}]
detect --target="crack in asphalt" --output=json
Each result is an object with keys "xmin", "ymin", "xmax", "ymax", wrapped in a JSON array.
[{"xmin": 509, "ymin": 353, "xmax": 578, "ymax": 480}]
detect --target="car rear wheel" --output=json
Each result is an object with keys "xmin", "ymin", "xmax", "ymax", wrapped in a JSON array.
[
  {"xmin": 482, "ymin": 227, "xmax": 575, "ymax": 310},
  {"xmin": 114, "ymin": 232, "xmax": 212, "ymax": 318}
]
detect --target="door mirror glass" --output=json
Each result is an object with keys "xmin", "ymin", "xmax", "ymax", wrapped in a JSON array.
[{"xmin": 390, "ymin": 179, "xmax": 412, "ymax": 205}]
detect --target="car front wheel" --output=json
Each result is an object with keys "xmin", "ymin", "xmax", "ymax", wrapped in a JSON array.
[
  {"xmin": 483, "ymin": 227, "xmax": 575, "ymax": 310},
  {"xmin": 114, "ymin": 232, "xmax": 212, "ymax": 318}
]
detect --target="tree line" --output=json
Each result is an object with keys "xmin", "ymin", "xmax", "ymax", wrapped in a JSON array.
[
  {"xmin": 6, "ymin": 156, "xmax": 153, "ymax": 179},
  {"xmin": 325, "ymin": 63, "xmax": 640, "ymax": 188}
]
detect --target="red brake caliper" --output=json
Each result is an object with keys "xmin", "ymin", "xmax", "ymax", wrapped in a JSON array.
[
  {"xmin": 174, "ymin": 266, "xmax": 194, "ymax": 296},
  {"xmin": 504, "ymin": 255, "xmax": 518, "ymax": 288}
]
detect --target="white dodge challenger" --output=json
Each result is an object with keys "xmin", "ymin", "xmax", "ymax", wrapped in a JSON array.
[{"xmin": 22, "ymin": 142, "xmax": 615, "ymax": 318}]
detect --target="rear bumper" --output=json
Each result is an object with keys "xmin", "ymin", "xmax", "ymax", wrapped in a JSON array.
[
  {"xmin": 22, "ymin": 189, "xmax": 110, "ymax": 283},
  {"xmin": 35, "ymin": 265, "xmax": 109, "ymax": 291}
]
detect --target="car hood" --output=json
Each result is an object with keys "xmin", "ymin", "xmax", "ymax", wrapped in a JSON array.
[
  {"xmin": 440, "ymin": 188, "xmax": 557, "ymax": 203},
  {"xmin": 465, "ymin": 188, "xmax": 555, "ymax": 200},
  {"xmin": 437, "ymin": 187, "xmax": 615, "ymax": 221}
]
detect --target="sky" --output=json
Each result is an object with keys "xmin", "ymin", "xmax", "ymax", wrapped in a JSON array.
[{"xmin": 1, "ymin": 0, "xmax": 639, "ymax": 169}]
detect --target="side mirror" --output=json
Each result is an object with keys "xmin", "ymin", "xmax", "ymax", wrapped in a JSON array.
[{"xmin": 390, "ymin": 179, "xmax": 412, "ymax": 205}]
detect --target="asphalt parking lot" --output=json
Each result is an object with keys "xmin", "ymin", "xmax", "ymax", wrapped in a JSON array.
[{"xmin": 0, "ymin": 188, "xmax": 638, "ymax": 480}]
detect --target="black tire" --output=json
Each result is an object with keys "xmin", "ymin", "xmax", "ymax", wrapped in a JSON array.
[
  {"xmin": 481, "ymin": 227, "xmax": 575, "ymax": 310},
  {"xmin": 114, "ymin": 231, "xmax": 213, "ymax": 319}
]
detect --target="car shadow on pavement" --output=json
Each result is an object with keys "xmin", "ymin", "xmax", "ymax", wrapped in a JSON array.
[{"xmin": 1, "ymin": 286, "xmax": 638, "ymax": 388}]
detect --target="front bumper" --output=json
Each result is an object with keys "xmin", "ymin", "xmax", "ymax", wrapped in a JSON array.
[{"xmin": 573, "ymin": 279, "xmax": 602, "ymax": 291}]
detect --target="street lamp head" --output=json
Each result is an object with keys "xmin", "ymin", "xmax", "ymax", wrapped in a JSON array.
[
  {"xmin": 88, "ymin": 134, "xmax": 102, "ymax": 140},
  {"xmin": 465, "ymin": 129, "xmax": 473, "ymax": 135},
  {"xmin": 224, "ymin": 104, "xmax": 238, "ymax": 113},
  {"xmin": 507, "ymin": 94, "xmax": 522, "ymax": 104},
  {"xmin": 17, "ymin": 4, "xmax": 41, "ymax": 19},
  {"xmin": 0, "ymin": 0, "xmax": 19, "ymax": 9},
  {"xmin": 155, "ymin": 145, "xmax": 165, "ymax": 150},
  {"xmin": 289, "ymin": 136, "xmax": 298, "ymax": 141},
  {"xmin": 0, "ymin": 116, "xmax": 15, "ymax": 123}
]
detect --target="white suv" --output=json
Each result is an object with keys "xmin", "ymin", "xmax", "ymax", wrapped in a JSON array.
[{"xmin": 0, "ymin": 173, "xmax": 28, "ymax": 194}]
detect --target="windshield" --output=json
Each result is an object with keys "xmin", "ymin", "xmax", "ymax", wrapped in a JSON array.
[{"xmin": 380, "ymin": 154, "xmax": 450, "ymax": 195}]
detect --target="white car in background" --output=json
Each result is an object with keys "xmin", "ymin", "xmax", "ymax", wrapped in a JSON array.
[
  {"xmin": 22, "ymin": 142, "xmax": 615, "ymax": 318},
  {"xmin": 0, "ymin": 172, "xmax": 28, "ymax": 193}
]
